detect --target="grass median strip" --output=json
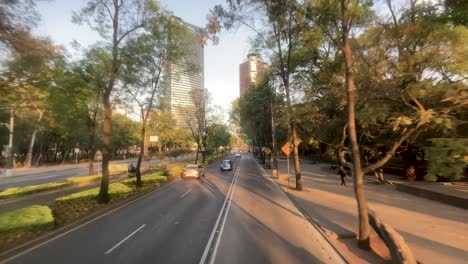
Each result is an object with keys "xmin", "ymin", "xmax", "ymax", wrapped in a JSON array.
[
  {"xmin": 122, "ymin": 172, "xmax": 168, "ymax": 186},
  {"xmin": 56, "ymin": 182, "xmax": 133, "ymax": 202},
  {"xmin": 0, "ymin": 182, "xmax": 72, "ymax": 199},
  {"xmin": 0, "ymin": 205, "xmax": 54, "ymax": 234}
]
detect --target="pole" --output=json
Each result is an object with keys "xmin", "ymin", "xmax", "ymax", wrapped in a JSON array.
[{"xmin": 287, "ymin": 154, "xmax": 290, "ymax": 188}]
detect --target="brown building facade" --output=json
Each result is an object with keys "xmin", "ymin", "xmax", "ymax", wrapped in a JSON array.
[{"xmin": 239, "ymin": 54, "xmax": 267, "ymax": 96}]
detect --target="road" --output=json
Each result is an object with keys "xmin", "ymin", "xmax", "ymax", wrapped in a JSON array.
[
  {"xmin": 0, "ymin": 159, "xmax": 164, "ymax": 190},
  {"xmin": 0, "ymin": 154, "xmax": 344, "ymax": 264}
]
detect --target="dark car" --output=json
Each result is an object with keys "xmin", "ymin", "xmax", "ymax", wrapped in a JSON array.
[{"xmin": 220, "ymin": 160, "xmax": 233, "ymax": 171}]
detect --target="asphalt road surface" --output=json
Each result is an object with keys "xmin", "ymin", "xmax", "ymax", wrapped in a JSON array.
[
  {"xmin": 1, "ymin": 154, "xmax": 344, "ymax": 264},
  {"xmin": 0, "ymin": 159, "xmax": 163, "ymax": 190}
]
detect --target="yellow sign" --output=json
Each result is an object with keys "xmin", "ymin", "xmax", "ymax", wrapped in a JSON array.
[
  {"xmin": 281, "ymin": 143, "xmax": 292, "ymax": 155},
  {"xmin": 264, "ymin": 148, "xmax": 271, "ymax": 155}
]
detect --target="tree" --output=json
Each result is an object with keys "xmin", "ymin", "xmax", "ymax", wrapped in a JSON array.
[
  {"xmin": 120, "ymin": 10, "xmax": 187, "ymax": 187},
  {"xmin": 207, "ymin": 123, "xmax": 231, "ymax": 158},
  {"xmin": 207, "ymin": 0, "xmax": 306, "ymax": 189},
  {"xmin": 0, "ymin": 33, "xmax": 63, "ymax": 168},
  {"xmin": 181, "ymin": 88, "xmax": 208, "ymax": 164},
  {"xmin": 74, "ymin": 0, "xmax": 155, "ymax": 203}
]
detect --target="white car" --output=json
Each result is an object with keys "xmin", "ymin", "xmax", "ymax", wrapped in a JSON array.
[
  {"xmin": 182, "ymin": 165, "xmax": 205, "ymax": 179},
  {"xmin": 235, "ymin": 153, "xmax": 241, "ymax": 157}
]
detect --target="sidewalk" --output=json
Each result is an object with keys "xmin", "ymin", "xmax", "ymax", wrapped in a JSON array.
[{"xmin": 264, "ymin": 160, "xmax": 468, "ymax": 264}]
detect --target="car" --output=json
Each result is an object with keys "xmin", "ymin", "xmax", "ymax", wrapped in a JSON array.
[
  {"xmin": 235, "ymin": 153, "xmax": 241, "ymax": 157},
  {"xmin": 220, "ymin": 160, "xmax": 233, "ymax": 171},
  {"xmin": 182, "ymin": 164, "xmax": 205, "ymax": 179}
]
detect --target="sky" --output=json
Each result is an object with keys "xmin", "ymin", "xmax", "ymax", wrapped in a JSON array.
[{"xmin": 34, "ymin": 0, "xmax": 254, "ymax": 114}]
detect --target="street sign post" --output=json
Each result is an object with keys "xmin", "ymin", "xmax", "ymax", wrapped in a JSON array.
[{"xmin": 281, "ymin": 143, "xmax": 293, "ymax": 187}]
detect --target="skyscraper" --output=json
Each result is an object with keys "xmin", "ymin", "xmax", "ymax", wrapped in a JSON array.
[
  {"xmin": 162, "ymin": 17, "xmax": 204, "ymax": 128},
  {"xmin": 239, "ymin": 54, "xmax": 267, "ymax": 96}
]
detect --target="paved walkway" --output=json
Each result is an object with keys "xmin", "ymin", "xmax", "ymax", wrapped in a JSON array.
[{"xmin": 267, "ymin": 160, "xmax": 468, "ymax": 264}]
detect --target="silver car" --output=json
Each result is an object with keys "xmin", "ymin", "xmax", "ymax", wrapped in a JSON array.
[{"xmin": 182, "ymin": 165, "xmax": 205, "ymax": 179}]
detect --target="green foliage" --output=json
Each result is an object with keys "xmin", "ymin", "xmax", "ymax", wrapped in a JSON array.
[
  {"xmin": 0, "ymin": 205, "xmax": 54, "ymax": 234},
  {"xmin": 110, "ymin": 113, "xmax": 140, "ymax": 152},
  {"xmin": 207, "ymin": 123, "xmax": 231, "ymax": 151},
  {"xmin": 0, "ymin": 182, "xmax": 71, "ymax": 199},
  {"xmin": 425, "ymin": 138, "xmax": 468, "ymax": 181},
  {"xmin": 56, "ymin": 183, "xmax": 132, "ymax": 202},
  {"xmin": 122, "ymin": 172, "xmax": 167, "ymax": 185}
]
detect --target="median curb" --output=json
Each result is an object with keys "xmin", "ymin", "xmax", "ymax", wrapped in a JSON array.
[{"xmin": 395, "ymin": 183, "xmax": 468, "ymax": 209}]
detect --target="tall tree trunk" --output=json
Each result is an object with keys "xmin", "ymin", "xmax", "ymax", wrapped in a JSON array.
[
  {"xmin": 270, "ymin": 91, "xmax": 278, "ymax": 177},
  {"xmin": 98, "ymin": 0, "xmax": 119, "ymax": 204},
  {"xmin": 135, "ymin": 123, "xmax": 146, "ymax": 187},
  {"xmin": 88, "ymin": 146, "xmax": 96, "ymax": 176},
  {"xmin": 61, "ymin": 148, "xmax": 71, "ymax": 165},
  {"xmin": 25, "ymin": 129, "xmax": 38, "ymax": 168},
  {"xmin": 341, "ymin": 0, "xmax": 370, "ymax": 249},
  {"xmin": 99, "ymin": 96, "xmax": 112, "ymax": 203},
  {"xmin": 195, "ymin": 145, "xmax": 200, "ymax": 164},
  {"xmin": 25, "ymin": 106, "xmax": 44, "ymax": 168}
]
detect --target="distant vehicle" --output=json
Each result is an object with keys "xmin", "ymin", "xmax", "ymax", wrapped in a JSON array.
[
  {"xmin": 220, "ymin": 160, "xmax": 233, "ymax": 171},
  {"xmin": 182, "ymin": 165, "xmax": 205, "ymax": 179},
  {"xmin": 235, "ymin": 153, "xmax": 241, "ymax": 157}
]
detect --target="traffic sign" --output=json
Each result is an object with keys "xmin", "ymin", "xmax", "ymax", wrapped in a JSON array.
[
  {"xmin": 281, "ymin": 143, "xmax": 292, "ymax": 156},
  {"xmin": 264, "ymin": 147, "xmax": 271, "ymax": 155}
]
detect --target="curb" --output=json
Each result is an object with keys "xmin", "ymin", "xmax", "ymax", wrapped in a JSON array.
[
  {"xmin": 253, "ymin": 160, "xmax": 349, "ymax": 264},
  {"xmin": 395, "ymin": 184, "xmax": 468, "ymax": 209},
  {"xmin": 0, "ymin": 178, "xmax": 179, "ymax": 263}
]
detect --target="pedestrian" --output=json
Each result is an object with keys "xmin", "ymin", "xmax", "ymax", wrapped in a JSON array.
[{"xmin": 338, "ymin": 165, "xmax": 348, "ymax": 185}]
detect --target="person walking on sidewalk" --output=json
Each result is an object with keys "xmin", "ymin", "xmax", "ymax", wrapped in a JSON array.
[{"xmin": 338, "ymin": 165, "xmax": 348, "ymax": 185}]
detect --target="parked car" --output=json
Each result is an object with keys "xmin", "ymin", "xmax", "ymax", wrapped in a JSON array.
[
  {"xmin": 235, "ymin": 153, "xmax": 241, "ymax": 157},
  {"xmin": 220, "ymin": 160, "xmax": 233, "ymax": 171},
  {"xmin": 182, "ymin": 164, "xmax": 205, "ymax": 179}
]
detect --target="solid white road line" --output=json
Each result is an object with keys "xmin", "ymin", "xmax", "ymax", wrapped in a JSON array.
[
  {"xmin": 209, "ymin": 167, "xmax": 239, "ymax": 264},
  {"xmin": 0, "ymin": 180, "xmax": 178, "ymax": 264},
  {"xmin": 104, "ymin": 224, "xmax": 146, "ymax": 255},
  {"xmin": 199, "ymin": 167, "xmax": 239, "ymax": 264},
  {"xmin": 180, "ymin": 189, "xmax": 192, "ymax": 198}
]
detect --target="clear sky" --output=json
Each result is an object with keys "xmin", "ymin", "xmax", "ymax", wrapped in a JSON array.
[{"xmin": 34, "ymin": 0, "xmax": 254, "ymax": 113}]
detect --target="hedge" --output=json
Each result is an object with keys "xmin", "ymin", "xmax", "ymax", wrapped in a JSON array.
[
  {"xmin": 0, "ymin": 205, "xmax": 54, "ymax": 234},
  {"xmin": 56, "ymin": 182, "xmax": 132, "ymax": 202},
  {"xmin": 122, "ymin": 173, "xmax": 168, "ymax": 186},
  {"xmin": 0, "ymin": 182, "xmax": 72, "ymax": 199}
]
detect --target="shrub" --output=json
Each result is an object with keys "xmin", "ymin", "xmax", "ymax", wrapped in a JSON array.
[
  {"xmin": 0, "ymin": 182, "xmax": 71, "ymax": 199},
  {"xmin": 66, "ymin": 175, "xmax": 101, "ymax": 184},
  {"xmin": 0, "ymin": 205, "xmax": 54, "ymax": 234},
  {"xmin": 122, "ymin": 172, "xmax": 168, "ymax": 185},
  {"xmin": 425, "ymin": 138, "xmax": 468, "ymax": 182},
  {"xmin": 56, "ymin": 182, "xmax": 132, "ymax": 202}
]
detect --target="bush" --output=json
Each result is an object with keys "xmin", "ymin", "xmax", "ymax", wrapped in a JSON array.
[
  {"xmin": 66, "ymin": 175, "xmax": 101, "ymax": 184},
  {"xmin": 122, "ymin": 172, "xmax": 168, "ymax": 186},
  {"xmin": 168, "ymin": 164, "xmax": 185, "ymax": 178},
  {"xmin": 425, "ymin": 138, "xmax": 468, "ymax": 182},
  {"xmin": 56, "ymin": 182, "xmax": 132, "ymax": 202},
  {"xmin": 0, "ymin": 205, "xmax": 54, "ymax": 234},
  {"xmin": 0, "ymin": 182, "xmax": 71, "ymax": 199}
]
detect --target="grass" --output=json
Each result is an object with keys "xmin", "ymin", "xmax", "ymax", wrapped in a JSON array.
[
  {"xmin": 56, "ymin": 182, "xmax": 132, "ymax": 202},
  {"xmin": 0, "ymin": 205, "xmax": 54, "ymax": 233},
  {"xmin": 0, "ymin": 182, "xmax": 71, "ymax": 199},
  {"xmin": 66, "ymin": 175, "xmax": 102, "ymax": 184},
  {"xmin": 122, "ymin": 172, "xmax": 168, "ymax": 186}
]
